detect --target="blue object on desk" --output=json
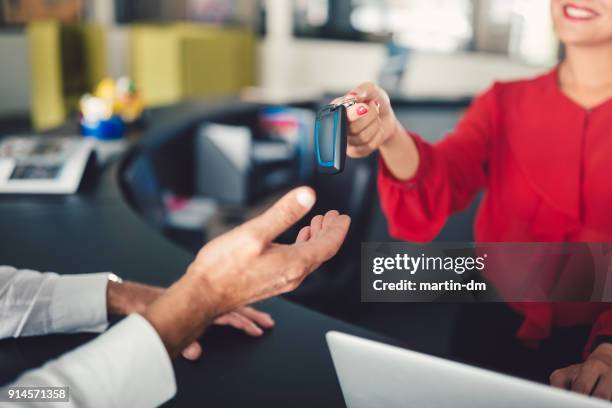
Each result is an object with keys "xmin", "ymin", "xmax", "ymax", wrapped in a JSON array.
[{"xmin": 81, "ymin": 116, "xmax": 125, "ymax": 141}]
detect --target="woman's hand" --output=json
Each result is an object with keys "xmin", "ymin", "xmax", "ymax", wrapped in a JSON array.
[
  {"xmin": 550, "ymin": 343, "xmax": 612, "ymax": 400},
  {"xmin": 107, "ymin": 281, "xmax": 274, "ymax": 361},
  {"xmin": 333, "ymin": 82, "xmax": 402, "ymax": 158},
  {"xmin": 335, "ymin": 82, "xmax": 420, "ymax": 181}
]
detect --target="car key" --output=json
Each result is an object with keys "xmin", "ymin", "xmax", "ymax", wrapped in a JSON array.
[{"xmin": 315, "ymin": 96, "xmax": 356, "ymax": 175}]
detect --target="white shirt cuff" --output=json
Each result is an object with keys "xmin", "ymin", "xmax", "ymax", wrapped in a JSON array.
[
  {"xmin": 9, "ymin": 314, "xmax": 177, "ymax": 408},
  {"xmin": 49, "ymin": 273, "xmax": 111, "ymax": 334}
]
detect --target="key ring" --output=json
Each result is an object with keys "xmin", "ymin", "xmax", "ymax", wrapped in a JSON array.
[{"xmin": 328, "ymin": 96, "xmax": 358, "ymax": 111}]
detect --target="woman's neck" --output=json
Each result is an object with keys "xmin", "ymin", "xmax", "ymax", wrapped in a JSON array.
[{"xmin": 562, "ymin": 44, "xmax": 612, "ymax": 89}]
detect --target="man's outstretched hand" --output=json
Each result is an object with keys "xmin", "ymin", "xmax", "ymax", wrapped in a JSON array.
[{"xmin": 142, "ymin": 187, "xmax": 351, "ymax": 358}]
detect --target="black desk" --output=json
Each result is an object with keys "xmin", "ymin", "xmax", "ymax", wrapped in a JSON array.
[{"xmin": 0, "ymin": 138, "xmax": 385, "ymax": 407}]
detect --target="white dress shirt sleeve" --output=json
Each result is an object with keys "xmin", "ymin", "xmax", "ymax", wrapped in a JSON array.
[
  {"xmin": 1, "ymin": 314, "xmax": 177, "ymax": 408},
  {"xmin": 0, "ymin": 266, "xmax": 110, "ymax": 339}
]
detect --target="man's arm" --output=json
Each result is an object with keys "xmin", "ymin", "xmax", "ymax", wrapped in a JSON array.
[
  {"xmin": 0, "ymin": 266, "xmax": 111, "ymax": 339},
  {"xmin": 1, "ymin": 314, "xmax": 176, "ymax": 407},
  {"xmin": 0, "ymin": 269, "xmax": 174, "ymax": 407}
]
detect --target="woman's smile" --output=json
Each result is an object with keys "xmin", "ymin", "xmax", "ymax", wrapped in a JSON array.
[{"xmin": 563, "ymin": 2, "xmax": 600, "ymax": 21}]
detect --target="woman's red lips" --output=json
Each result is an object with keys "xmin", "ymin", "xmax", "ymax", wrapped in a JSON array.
[{"xmin": 563, "ymin": 3, "xmax": 599, "ymax": 21}]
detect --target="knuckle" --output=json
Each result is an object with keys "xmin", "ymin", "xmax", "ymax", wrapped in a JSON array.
[
  {"xmin": 362, "ymin": 81, "xmax": 376, "ymax": 90},
  {"xmin": 364, "ymin": 145, "xmax": 375, "ymax": 154},
  {"xmin": 188, "ymin": 260, "xmax": 204, "ymax": 274},
  {"xmin": 368, "ymin": 136, "xmax": 381, "ymax": 150},
  {"xmin": 349, "ymin": 146, "xmax": 370, "ymax": 158},
  {"xmin": 550, "ymin": 369, "xmax": 567, "ymax": 385},
  {"xmin": 585, "ymin": 359, "xmax": 603, "ymax": 371},
  {"xmin": 574, "ymin": 380, "xmax": 589, "ymax": 393},
  {"xmin": 289, "ymin": 279, "xmax": 301, "ymax": 291},
  {"xmin": 549, "ymin": 370, "xmax": 561, "ymax": 383},
  {"xmin": 242, "ymin": 232, "xmax": 265, "ymax": 255},
  {"xmin": 347, "ymin": 147, "xmax": 362, "ymax": 158},
  {"xmin": 277, "ymin": 204, "xmax": 300, "ymax": 226},
  {"xmin": 310, "ymin": 214, "xmax": 324, "ymax": 227},
  {"xmin": 357, "ymin": 143, "xmax": 372, "ymax": 152},
  {"xmin": 599, "ymin": 343, "xmax": 612, "ymax": 354},
  {"xmin": 291, "ymin": 262, "xmax": 308, "ymax": 279},
  {"xmin": 596, "ymin": 379, "xmax": 612, "ymax": 399}
]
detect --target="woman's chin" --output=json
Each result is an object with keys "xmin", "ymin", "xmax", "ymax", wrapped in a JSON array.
[
  {"xmin": 556, "ymin": 24, "xmax": 612, "ymax": 47},
  {"xmin": 559, "ymin": 32, "xmax": 612, "ymax": 47}
]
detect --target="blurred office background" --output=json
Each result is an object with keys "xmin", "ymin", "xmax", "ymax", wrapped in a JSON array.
[
  {"xmin": 0, "ymin": 0, "xmax": 559, "ymax": 125},
  {"xmin": 0, "ymin": 0, "xmax": 561, "ymax": 356}
]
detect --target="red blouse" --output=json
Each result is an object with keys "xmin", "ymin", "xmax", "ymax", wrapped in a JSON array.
[{"xmin": 378, "ymin": 67, "xmax": 612, "ymax": 357}]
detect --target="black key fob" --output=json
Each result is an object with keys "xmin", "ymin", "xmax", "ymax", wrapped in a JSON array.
[{"xmin": 315, "ymin": 99, "xmax": 354, "ymax": 175}]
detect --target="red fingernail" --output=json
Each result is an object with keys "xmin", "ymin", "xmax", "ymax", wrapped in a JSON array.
[
  {"xmin": 347, "ymin": 92, "xmax": 358, "ymax": 96},
  {"xmin": 357, "ymin": 106, "xmax": 368, "ymax": 116}
]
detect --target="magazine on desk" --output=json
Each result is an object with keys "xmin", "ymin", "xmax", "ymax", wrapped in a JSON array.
[{"xmin": 0, "ymin": 136, "xmax": 94, "ymax": 194}]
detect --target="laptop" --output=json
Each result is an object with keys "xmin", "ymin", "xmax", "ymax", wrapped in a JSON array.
[{"xmin": 326, "ymin": 331, "xmax": 610, "ymax": 408}]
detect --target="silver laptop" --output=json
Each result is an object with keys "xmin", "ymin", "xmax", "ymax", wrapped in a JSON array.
[{"xmin": 327, "ymin": 331, "xmax": 610, "ymax": 408}]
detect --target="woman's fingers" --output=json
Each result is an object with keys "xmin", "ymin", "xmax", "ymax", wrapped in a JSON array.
[
  {"xmin": 348, "ymin": 145, "xmax": 372, "ymax": 159},
  {"xmin": 367, "ymin": 127, "xmax": 388, "ymax": 151},
  {"xmin": 550, "ymin": 365, "xmax": 579, "ymax": 389},
  {"xmin": 236, "ymin": 306, "xmax": 275, "ymax": 329},
  {"xmin": 181, "ymin": 341, "xmax": 203, "ymax": 361},
  {"xmin": 348, "ymin": 127, "xmax": 386, "ymax": 158},
  {"xmin": 346, "ymin": 100, "xmax": 385, "ymax": 158},
  {"xmin": 572, "ymin": 360, "xmax": 607, "ymax": 394},
  {"xmin": 349, "ymin": 116, "xmax": 385, "ymax": 146},
  {"xmin": 347, "ymin": 102, "xmax": 377, "ymax": 131},
  {"xmin": 348, "ymin": 116, "xmax": 380, "ymax": 144},
  {"xmin": 593, "ymin": 373, "xmax": 612, "ymax": 400},
  {"xmin": 327, "ymin": 84, "xmax": 394, "ymax": 159}
]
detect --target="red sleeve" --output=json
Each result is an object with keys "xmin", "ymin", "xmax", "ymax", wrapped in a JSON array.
[
  {"xmin": 378, "ymin": 84, "xmax": 499, "ymax": 242},
  {"xmin": 584, "ymin": 308, "xmax": 612, "ymax": 359}
]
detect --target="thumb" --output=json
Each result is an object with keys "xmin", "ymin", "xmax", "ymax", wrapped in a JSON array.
[{"xmin": 242, "ymin": 187, "xmax": 316, "ymax": 243}]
